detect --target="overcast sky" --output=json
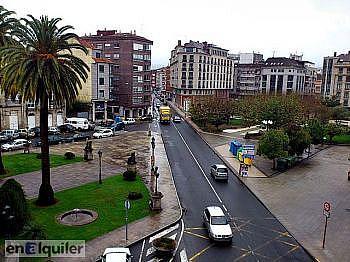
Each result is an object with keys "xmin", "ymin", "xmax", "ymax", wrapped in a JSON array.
[{"xmin": 3, "ymin": 0, "xmax": 350, "ymax": 68}]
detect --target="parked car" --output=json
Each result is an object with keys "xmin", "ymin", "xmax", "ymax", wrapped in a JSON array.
[
  {"xmin": 60, "ymin": 135, "xmax": 74, "ymax": 143},
  {"xmin": 73, "ymin": 133, "xmax": 91, "ymax": 142},
  {"xmin": 57, "ymin": 124, "xmax": 76, "ymax": 133},
  {"xmin": 139, "ymin": 114, "xmax": 153, "ymax": 121},
  {"xmin": 65, "ymin": 117, "xmax": 89, "ymax": 130},
  {"xmin": 95, "ymin": 247, "xmax": 132, "ymax": 262},
  {"xmin": 109, "ymin": 122, "xmax": 125, "ymax": 133},
  {"xmin": 48, "ymin": 126, "xmax": 59, "ymax": 134},
  {"xmin": 173, "ymin": 115, "xmax": 181, "ymax": 123},
  {"xmin": 18, "ymin": 128, "xmax": 29, "ymax": 138},
  {"xmin": 210, "ymin": 164, "xmax": 229, "ymax": 182},
  {"xmin": 0, "ymin": 133, "xmax": 9, "ymax": 142},
  {"xmin": 203, "ymin": 206, "xmax": 232, "ymax": 242},
  {"xmin": 1, "ymin": 129, "xmax": 19, "ymax": 140},
  {"xmin": 93, "ymin": 129, "xmax": 113, "ymax": 139},
  {"xmin": 35, "ymin": 135, "xmax": 62, "ymax": 147},
  {"xmin": 1, "ymin": 139, "xmax": 31, "ymax": 151},
  {"xmin": 28, "ymin": 127, "xmax": 40, "ymax": 137},
  {"xmin": 123, "ymin": 118, "xmax": 136, "ymax": 125}
]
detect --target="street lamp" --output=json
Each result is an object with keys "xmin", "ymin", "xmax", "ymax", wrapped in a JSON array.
[
  {"xmin": 98, "ymin": 149, "xmax": 102, "ymax": 184},
  {"xmin": 262, "ymin": 120, "xmax": 273, "ymax": 131},
  {"xmin": 154, "ymin": 166, "xmax": 160, "ymax": 194},
  {"xmin": 151, "ymin": 137, "xmax": 155, "ymax": 168}
]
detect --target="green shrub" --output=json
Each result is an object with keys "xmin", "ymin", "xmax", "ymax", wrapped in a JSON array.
[
  {"xmin": 18, "ymin": 222, "xmax": 47, "ymax": 240},
  {"xmin": 123, "ymin": 170, "xmax": 136, "ymax": 181},
  {"xmin": 0, "ymin": 179, "xmax": 29, "ymax": 236},
  {"xmin": 64, "ymin": 152, "xmax": 75, "ymax": 160},
  {"xmin": 36, "ymin": 153, "xmax": 42, "ymax": 159},
  {"xmin": 128, "ymin": 191, "xmax": 143, "ymax": 200}
]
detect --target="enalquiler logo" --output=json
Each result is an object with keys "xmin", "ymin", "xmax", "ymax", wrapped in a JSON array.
[{"xmin": 5, "ymin": 240, "xmax": 85, "ymax": 257}]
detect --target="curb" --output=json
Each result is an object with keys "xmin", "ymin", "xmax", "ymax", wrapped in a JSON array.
[
  {"xmin": 169, "ymin": 102, "xmax": 317, "ymax": 261},
  {"xmin": 126, "ymin": 130, "xmax": 183, "ymax": 248}
]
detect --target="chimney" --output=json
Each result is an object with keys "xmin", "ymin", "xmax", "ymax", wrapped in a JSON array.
[
  {"xmin": 334, "ymin": 52, "xmax": 337, "ymax": 57},
  {"xmin": 177, "ymin": 40, "xmax": 181, "ymax": 46},
  {"xmin": 133, "ymin": 30, "xmax": 136, "ymax": 35}
]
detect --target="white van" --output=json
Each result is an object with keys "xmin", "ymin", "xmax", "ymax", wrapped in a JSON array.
[{"xmin": 64, "ymin": 117, "xmax": 89, "ymax": 130}]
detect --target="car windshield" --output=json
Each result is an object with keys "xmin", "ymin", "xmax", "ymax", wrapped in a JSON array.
[
  {"xmin": 217, "ymin": 168, "xmax": 227, "ymax": 173},
  {"xmin": 211, "ymin": 216, "xmax": 227, "ymax": 225}
]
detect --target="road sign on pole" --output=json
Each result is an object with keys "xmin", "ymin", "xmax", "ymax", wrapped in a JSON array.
[{"xmin": 322, "ymin": 201, "xmax": 331, "ymax": 248}]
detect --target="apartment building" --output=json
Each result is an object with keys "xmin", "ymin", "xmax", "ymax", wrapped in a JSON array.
[
  {"xmin": 321, "ymin": 51, "xmax": 350, "ymax": 107},
  {"xmin": 154, "ymin": 66, "xmax": 171, "ymax": 98},
  {"xmin": 81, "ymin": 30, "xmax": 153, "ymax": 118},
  {"xmin": 314, "ymin": 70, "xmax": 322, "ymax": 95},
  {"xmin": 170, "ymin": 40, "xmax": 235, "ymax": 110},
  {"xmin": 234, "ymin": 63, "xmax": 262, "ymax": 97},
  {"xmin": 0, "ymin": 94, "xmax": 65, "ymax": 130},
  {"xmin": 260, "ymin": 57, "xmax": 308, "ymax": 95}
]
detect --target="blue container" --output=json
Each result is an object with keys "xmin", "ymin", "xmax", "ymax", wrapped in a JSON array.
[{"xmin": 230, "ymin": 140, "xmax": 242, "ymax": 156}]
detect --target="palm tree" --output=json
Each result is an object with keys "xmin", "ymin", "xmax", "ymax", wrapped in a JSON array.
[
  {"xmin": 0, "ymin": 15, "xmax": 89, "ymax": 205},
  {"xmin": 0, "ymin": 6, "xmax": 17, "ymax": 175}
]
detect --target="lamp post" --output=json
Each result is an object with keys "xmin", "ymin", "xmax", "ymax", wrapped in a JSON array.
[
  {"xmin": 154, "ymin": 166, "xmax": 160, "ymax": 194},
  {"xmin": 151, "ymin": 137, "xmax": 155, "ymax": 168},
  {"xmin": 98, "ymin": 149, "xmax": 102, "ymax": 184},
  {"xmin": 262, "ymin": 120, "xmax": 273, "ymax": 131}
]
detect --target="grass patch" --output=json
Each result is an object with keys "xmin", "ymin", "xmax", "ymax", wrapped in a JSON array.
[
  {"xmin": 29, "ymin": 175, "xmax": 150, "ymax": 241},
  {"xmin": 229, "ymin": 118, "xmax": 243, "ymax": 126},
  {"xmin": 332, "ymin": 134, "xmax": 350, "ymax": 144},
  {"xmin": 1, "ymin": 153, "xmax": 83, "ymax": 177}
]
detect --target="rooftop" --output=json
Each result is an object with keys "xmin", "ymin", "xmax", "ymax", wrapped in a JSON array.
[
  {"xmin": 264, "ymin": 57, "xmax": 305, "ymax": 67},
  {"xmin": 83, "ymin": 30, "xmax": 153, "ymax": 44}
]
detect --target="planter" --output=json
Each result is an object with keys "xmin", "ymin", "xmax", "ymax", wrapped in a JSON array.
[{"xmin": 152, "ymin": 237, "xmax": 176, "ymax": 256}]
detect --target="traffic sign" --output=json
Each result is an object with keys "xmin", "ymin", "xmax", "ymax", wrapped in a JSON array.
[
  {"xmin": 124, "ymin": 200, "xmax": 131, "ymax": 210},
  {"xmin": 323, "ymin": 202, "xmax": 331, "ymax": 212}
]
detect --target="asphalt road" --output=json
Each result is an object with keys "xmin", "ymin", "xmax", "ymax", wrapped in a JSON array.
[{"xmin": 159, "ymin": 116, "xmax": 313, "ymax": 261}]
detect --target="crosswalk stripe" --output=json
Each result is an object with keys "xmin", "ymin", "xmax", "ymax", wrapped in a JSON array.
[
  {"xmin": 149, "ymin": 223, "xmax": 179, "ymax": 243},
  {"xmin": 180, "ymin": 249, "xmax": 188, "ymax": 262}
]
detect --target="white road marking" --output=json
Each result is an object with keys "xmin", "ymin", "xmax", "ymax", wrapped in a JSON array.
[
  {"xmin": 180, "ymin": 249, "xmax": 189, "ymax": 262},
  {"xmin": 222, "ymin": 204, "xmax": 228, "ymax": 212},
  {"xmin": 138, "ymin": 239, "xmax": 145, "ymax": 262},
  {"xmin": 168, "ymin": 233, "xmax": 177, "ymax": 240},
  {"xmin": 172, "ymin": 122, "xmax": 223, "ymax": 203},
  {"xmin": 146, "ymin": 246, "xmax": 156, "ymax": 257},
  {"xmin": 148, "ymin": 223, "xmax": 179, "ymax": 243}
]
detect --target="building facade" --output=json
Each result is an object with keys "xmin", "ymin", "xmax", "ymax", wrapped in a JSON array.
[
  {"xmin": 81, "ymin": 30, "xmax": 153, "ymax": 118},
  {"xmin": 321, "ymin": 51, "xmax": 350, "ymax": 107},
  {"xmin": 170, "ymin": 40, "xmax": 235, "ymax": 110},
  {"xmin": 260, "ymin": 57, "xmax": 308, "ymax": 95},
  {"xmin": 234, "ymin": 63, "xmax": 262, "ymax": 97}
]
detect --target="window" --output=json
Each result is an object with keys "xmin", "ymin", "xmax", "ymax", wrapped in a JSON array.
[
  {"xmin": 133, "ymin": 43, "xmax": 143, "ymax": 51},
  {"xmin": 96, "ymin": 52, "xmax": 101, "ymax": 58},
  {"xmin": 114, "ymin": 43, "xmax": 119, "ymax": 48},
  {"xmin": 182, "ymin": 55, "xmax": 187, "ymax": 62},
  {"xmin": 144, "ymin": 54, "xmax": 151, "ymax": 61},
  {"xmin": 270, "ymin": 75, "xmax": 276, "ymax": 92},
  {"xmin": 113, "ymin": 53, "xmax": 119, "ymax": 59},
  {"xmin": 189, "ymin": 55, "xmax": 194, "ymax": 62},
  {"xmin": 99, "ymin": 65, "xmax": 105, "ymax": 73},
  {"xmin": 99, "ymin": 78, "xmax": 104, "ymax": 85},
  {"xmin": 105, "ymin": 43, "xmax": 111, "ymax": 48},
  {"xmin": 98, "ymin": 90, "xmax": 105, "ymax": 98},
  {"xmin": 133, "ymin": 86, "xmax": 143, "ymax": 93},
  {"xmin": 277, "ymin": 75, "xmax": 283, "ymax": 93},
  {"xmin": 133, "ymin": 75, "xmax": 143, "ymax": 83},
  {"xmin": 132, "ymin": 96, "xmax": 143, "ymax": 104},
  {"xmin": 144, "ymin": 44, "xmax": 151, "ymax": 50},
  {"xmin": 133, "ymin": 54, "xmax": 143, "ymax": 60},
  {"xmin": 96, "ymin": 44, "xmax": 103, "ymax": 49},
  {"xmin": 133, "ymin": 65, "xmax": 143, "ymax": 72}
]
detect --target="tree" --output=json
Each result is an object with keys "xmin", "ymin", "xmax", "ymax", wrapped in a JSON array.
[
  {"xmin": 0, "ymin": 15, "xmax": 89, "ymax": 205},
  {"xmin": 331, "ymin": 106, "xmax": 349, "ymax": 123},
  {"xmin": 258, "ymin": 130, "xmax": 289, "ymax": 169},
  {"xmin": 307, "ymin": 119, "xmax": 325, "ymax": 145},
  {"xmin": 286, "ymin": 125, "xmax": 311, "ymax": 156},
  {"xmin": 326, "ymin": 123, "xmax": 344, "ymax": 144},
  {"xmin": 0, "ymin": 6, "xmax": 17, "ymax": 175}
]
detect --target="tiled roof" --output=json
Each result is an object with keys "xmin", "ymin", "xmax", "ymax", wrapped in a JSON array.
[
  {"xmin": 92, "ymin": 57, "xmax": 114, "ymax": 64},
  {"xmin": 264, "ymin": 57, "xmax": 304, "ymax": 67},
  {"xmin": 77, "ymin": 38, "xmax": 95, "ymax": 49}
]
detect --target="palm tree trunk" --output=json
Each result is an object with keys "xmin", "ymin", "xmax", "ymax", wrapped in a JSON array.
[{"xmin": 37, "ymin": 93, "xmax": 55, "ymax": 205}]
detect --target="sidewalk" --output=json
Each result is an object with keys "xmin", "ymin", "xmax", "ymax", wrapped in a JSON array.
[
  {"xmin": 2, "ymin": 131, "xmax": 181, "ymax": 261},
  {"xmin": 169, "ymin": 101, "xmax": 350, "ymax": 262}
]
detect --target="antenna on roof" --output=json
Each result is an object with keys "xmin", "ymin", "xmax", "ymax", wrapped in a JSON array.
[{"xmin": 272, "ymin": 50, "xmax": 275, "ymax": 57}]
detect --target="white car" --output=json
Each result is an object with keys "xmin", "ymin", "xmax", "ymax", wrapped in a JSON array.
[
  {"xmin": 93, "ymin": 129, "xmax": 113, "ymax": 139},
  {"xmin": 95, "ymin": 247, "xmax": 131, "ymax": 262},
  {"xmin": 123, "ymin": 118, "xmax": 136, "ymax": 125},
  {"xmin": 48, "ymin": 126, "xmax": 59, "ymax": 134},
  {"xmin": 172, "ymin": 115, "xmax": 181, "ymax": 123},
  {"xmin": 1, "ymin": 139, "xmax": 31, "ymax": 151},
  {"xmin": 210, "ymin": 164, "xmax": 229, "ymax": 181},
  {"xmin": 203, "ymin": 206, "xmax": 232, "ymax": 242}
]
